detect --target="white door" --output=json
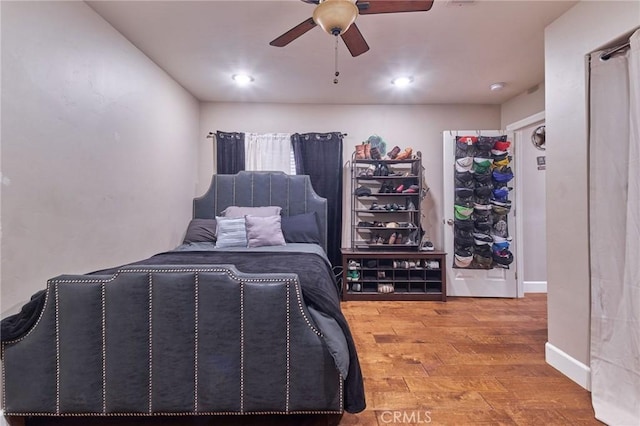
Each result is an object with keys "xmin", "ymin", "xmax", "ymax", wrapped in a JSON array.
[{"xmin": 443, "ymin": 130, "xmax": 519, "ymax": 298}]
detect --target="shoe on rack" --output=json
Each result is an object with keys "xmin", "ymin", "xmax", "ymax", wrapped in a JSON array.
[
  {"xmin": 355, "ymin": 186, "xmax": 372, "ymax": 196},
  {"xmin": 351, "ymin": 282, "xmax": 362, "ymax": 292},
  {"xmin": 419, "ymin": 234, "xmax": 435, "ymax": 251},
  {"xmin": 348, "ymin": 260, "xmax": 360, "ymax": 270},
  {"xmin": 388, "ymin": 232, "xmax": 397, "ymax": 245},
  {"xmin": 396, "ymin": 147, "xmax": 413, "ymax": 160},
  {"xmin": 387, "ymin": 146, "xmax": 401, "ymax": 159},
  {"xmin": 377, "ymin": 283, "xmax": 395, "ymax": 294}
]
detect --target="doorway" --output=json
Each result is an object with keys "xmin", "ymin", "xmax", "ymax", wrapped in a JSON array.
[{"xmin": 507, "ymin": 111, "xmax": 547, "ymax": 294}]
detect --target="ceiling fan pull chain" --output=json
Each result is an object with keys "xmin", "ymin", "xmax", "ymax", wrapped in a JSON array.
[{"xmin": 333, "ymin": 35, "xmax": 340, "ymax": 84}]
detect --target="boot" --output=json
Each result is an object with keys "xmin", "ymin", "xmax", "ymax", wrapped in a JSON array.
[
  {"xmin": 388, "ymin": 146, "xmax": 401, "ymax": 159},
  {"xmin": 370, "ymin": 147, "xmax": 381, "ymax": 160},
  {"xmin": 396, "ymin": 147, "xmax": 413, "ymax": 160},
  {"xmin": 364, "ymin": 142, "xmax": 371, "ymax": 159}
]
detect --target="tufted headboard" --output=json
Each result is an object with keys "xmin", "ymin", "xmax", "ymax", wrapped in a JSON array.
[{"xmin": 193, "ymin": 171, "xmax": 328, "ymax": 253}]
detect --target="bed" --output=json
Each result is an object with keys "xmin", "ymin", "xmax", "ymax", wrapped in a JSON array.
[{"xmin": 1, "ymin": 171, "xmax": 365, "ymax": 422}]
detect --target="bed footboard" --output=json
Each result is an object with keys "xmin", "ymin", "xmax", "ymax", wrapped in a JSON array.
[{"xmin": 1, "ymin": 265, "xmax": 342, "ymax": 416}]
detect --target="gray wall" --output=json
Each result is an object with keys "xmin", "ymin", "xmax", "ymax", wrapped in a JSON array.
[
  {"xmin": 0, "ymin": 1, "xmax": 200, "ymax": 314},
  {"xmin": 545, "ymin": 0, "xmax": 640, "ymax": 366},
  {"xmin": 200, "ymin": 102, "xmax": 501, "ymax": 250}
]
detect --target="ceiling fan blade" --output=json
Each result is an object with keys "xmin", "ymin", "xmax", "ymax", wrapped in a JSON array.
[
  {"xmin": 341, "ymin": 23, "xmax": 370, "ymax": 57},
  {"xmin": 357, "ymin": 0, "xmax": 434, "ymax": 15},
  {"xmin": 270, "ymin": 17, "xmax": 317, "ymax": 47},
  {"xmin": 300, "ymin": 0, "xmax": 320, "ymax": 4}
]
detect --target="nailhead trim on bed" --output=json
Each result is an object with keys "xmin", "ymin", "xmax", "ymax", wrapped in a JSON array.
[
  {"xmin": 286, "ymin": 281, "xmax": 291, "ymax": 413},
  {"xmin": 148, "ymin": 273, "xmax": 154, "ymax": 414},
  {"xmin": 55, "ymin": 284, "xmax": 60, "ymax": 415},
  {"xmin": 194, "ymin": 272, "xmax": 199, "ymax": 413},
  {"xmin": 3, "ymin": 266, "xmax": 343, "ymax": 416},
  {"xmin": 101, "ymin": 282, "xmax": 107, "ymax": 414},
  {"xmin": 240, "ymin": 280, "xmax": 245, "ymax": 413}
]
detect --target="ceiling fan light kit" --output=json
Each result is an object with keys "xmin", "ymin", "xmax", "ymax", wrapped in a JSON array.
[
  {"xmin": 392, "ymin": 76, "xmax": 414, "ymax": 87},
  {"xmin": 270, "ymin": 0, "xmax": 434, "ymax": 58},
  {"xmin": 313, "ymin": 0, "xmax": 358, "ymax": 36}
]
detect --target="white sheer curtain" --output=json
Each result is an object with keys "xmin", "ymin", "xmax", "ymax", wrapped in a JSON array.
[
  {"xmin": 244, "ymin": 132, "xmax": 295, "ymax": 174},
  {"xmin": 589, "ymin": 29, "xmax": 640, "ymax": 425}
]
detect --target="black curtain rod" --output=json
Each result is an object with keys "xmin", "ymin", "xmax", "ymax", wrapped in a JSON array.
[{"xmin": 600, "ymin": 42, "xmax": 631, "ymax": 61}]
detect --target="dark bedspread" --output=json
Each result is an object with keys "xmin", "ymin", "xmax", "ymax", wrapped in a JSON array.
[{"xmin": 2, "ymin": 249, "xmax": 366, "ymax": 414}]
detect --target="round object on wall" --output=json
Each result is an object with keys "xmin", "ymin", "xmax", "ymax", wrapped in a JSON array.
[{"xmin": 531, "ymin": 125, "xmax": 546, "ymax": 150}]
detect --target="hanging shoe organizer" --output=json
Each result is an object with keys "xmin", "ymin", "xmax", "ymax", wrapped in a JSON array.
[{"xmin": 453, "ymin": 135, "xmax": 515, "ymax": 269}]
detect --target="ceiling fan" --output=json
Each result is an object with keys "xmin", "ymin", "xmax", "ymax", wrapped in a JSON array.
[{"xmin": 270, "ymin": 0, "xmax": 435, "ymax": 57}]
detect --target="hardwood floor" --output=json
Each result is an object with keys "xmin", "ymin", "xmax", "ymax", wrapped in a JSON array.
[
  {"xmin": 339, "ymin": 294, "xmax": 602, "ymax": 425},
  {"xmin": 20, "ymin": 294, "xmax": 601, "ymax": 426}
]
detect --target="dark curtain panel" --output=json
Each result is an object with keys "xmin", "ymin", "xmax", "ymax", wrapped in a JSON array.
[
  {"xmin": 215, "ymin": 131, "xmax": 245, "ymax": 174},
  {"xmin": 292, "ymin": 132, "xmax": 343, "ymax": 268}
]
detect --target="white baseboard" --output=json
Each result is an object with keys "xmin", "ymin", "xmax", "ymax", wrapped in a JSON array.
[
  {"xmin": 524, "ymin": 281, "xmax": 547, "ymax": 293},
  {"xmin": 545, "ymin": 342, "xmax": 591, "ymax": 391}
]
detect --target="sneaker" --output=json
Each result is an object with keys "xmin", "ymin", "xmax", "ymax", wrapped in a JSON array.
[
  {"xmin": 351, "ymin": 282, "xmax": 362, "ymax": 292},
  {"xmin": 420, "ymin": 239, "xmax": 435, "ymax": 251}
]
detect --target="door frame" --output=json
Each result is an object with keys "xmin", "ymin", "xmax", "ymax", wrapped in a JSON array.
[{"xmin": 506, "ymin": 111, "xmax": 545, "ymax": 297}]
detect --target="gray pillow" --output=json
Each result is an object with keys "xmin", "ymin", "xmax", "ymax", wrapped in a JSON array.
[
  {"xmin": 183, "ymin": 219, "xmax": 217, "ymax": 244},
  {"xmin": 222, "ymin": 205, "xmax": 282, "ymax": 218},
  {"xmin": 245, "ymin": 215, "xmax": 286, "ymax": 248},
  {"xmin": 215, "ymin": 216, "xmax": 247, "ymax": 248}
]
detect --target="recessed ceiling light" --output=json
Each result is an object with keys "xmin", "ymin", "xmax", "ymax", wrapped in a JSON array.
[
  {"xmin": 391, "ymin": 76, "xmax": 413, "ymax": 88},
  {"xmin": 232, "ymin": 74, "xmax": 254, "ymax": 86},
  {"xmin": 490, "ymin": 82, "xmax": 506, "ymax": 91}
]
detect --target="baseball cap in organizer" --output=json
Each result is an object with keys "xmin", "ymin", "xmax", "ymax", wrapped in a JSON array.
[
  {"xmin": 474, "ymin": 185, "xmax": 493, "ymax": 200},
  {"xmin": 456, "ymin": 136, "xmax": 477, "ymax": 157},
  {"xmin": 492, "ymin": 167, "xmax": 514, "ymax": 183},
  {"xmin": 492, "ymin": 187, "xmax": 510, "ymax": 202},
  {"xmin": 492, "ymin": 248, "xmax": 514, "ymax": 266},
  {"xmin": 455, "ymin": 156, "xmax": 473, "ymax": 172},
  {"xmin": 454, "ymin": 252, "xmax": 473, "ymax": 268},
  {"xmin": 474, "ymin": 170, "xmax": 493, "ymax": 184},
  {"xmin": 494, "ymin": 140, "xmax": 511, "ymax": 151},
  {"xmin": 474, "ymin": 216, "xmax": 493, "ymax": 232},
  {"xmin": 472, "ymin": 158, "xmax": 493, "ymax": 174},
  {"xmin": 455, "ymin": 187, "xmax": 474, "ymax": 199},
  {"xmin": 492, "ymin": 157, "xmax": 510, "ymax": 168},
  {"xmin": 473, "ymin": 203, "xmax": 492, "ymax": 217},
  {"xmin": 455, "ymin": 219, "xmax": 475, "ymax": 231},
  {"xmin": 454, "ymin": 204, "xmax": 474, "ymax": 220},
  {"xmin": 474, "ymin": 254, "xmax": 493, "ymax": 269},
  {"xmin": 455, "ymin": 170, "xmax": 474, "ymax": 184},
  {"xmin": 455, "ymin": 229, "xmax": 475, "ymax": 247},
  {"xmin": 473, "ymin": 232, "xmax": 493, "ymax": 245},
  {"xmin": 492, "ymin": 240, "xmax": 510, "ymax": 251},
  {"xmin": 492, "ymin": 203, "xmax": 511, "ymax": 216},
  {"xmin": 492, "ymin": 218, "xmax": 509, "ymax": 238},
  {"xmin": 477, "ymin": 135, "xmax": 506, "ymax": 152}
]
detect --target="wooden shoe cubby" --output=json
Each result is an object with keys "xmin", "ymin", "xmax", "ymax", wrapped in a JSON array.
[{"xmin": 341, "ymin": 249, "xmax": 447, "ymax": 301}]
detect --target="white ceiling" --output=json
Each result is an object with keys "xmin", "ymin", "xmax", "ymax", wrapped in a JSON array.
[{"xmin": 86, "ymin": 0, "xmax": 577, "ymax": 105}]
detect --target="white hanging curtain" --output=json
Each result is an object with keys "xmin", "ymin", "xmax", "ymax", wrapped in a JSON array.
[
  {"xmin": 244, "ymin": 132, "xmax": 295, "ymax": 174},
  {"xmin": 589, "ymin": 29, "xmax": 640, "ymax": 425}
]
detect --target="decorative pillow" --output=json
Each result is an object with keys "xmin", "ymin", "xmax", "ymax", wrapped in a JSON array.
[
  {"xmin": 215, "ymin": 216, "xmax": 247, "ymax": 248},
  {"xmin": 222, "ymin": 205, "xmax": 282, "ymax": 218},
  {"xmin": 183, "ymin": 219, "xmax": 217, "ymax": 244},
  {"xmin": 245, "ymin": 215, "xmax": 286, "ymax": 248},
  {"xmin": 280, "ymin": 212, "xmax": 322, "ymax": 245}
]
